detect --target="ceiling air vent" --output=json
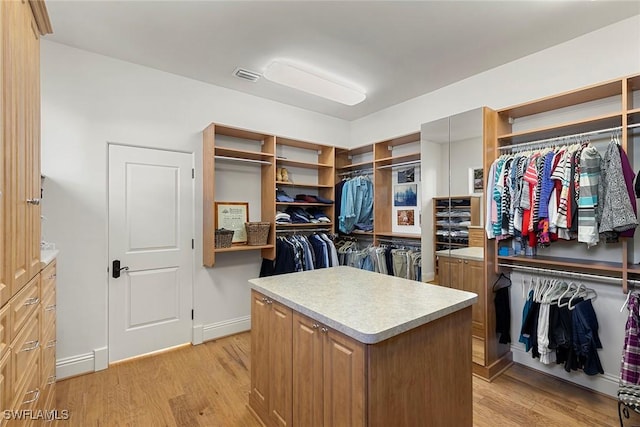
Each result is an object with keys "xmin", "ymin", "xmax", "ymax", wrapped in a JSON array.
[{"xmin": 233, "ymin": 67, "xmax": 261, "ymax": 82}]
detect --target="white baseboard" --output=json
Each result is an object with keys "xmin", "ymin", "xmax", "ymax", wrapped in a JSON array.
[
  {"xmin": 56, "ymin": 317, "xmax": 251, "ymax": 379},
  {"xmin": 56, "ymin": 352, "xmax": 95, "ymax": 380},
  {"xmin": 202, "ymin": 315, "xmax": 251, "ymax": 343},
  {"xmin": 511, "ymin": 345, "xmax": 619, "ymax": 397},
  {"xmin": 93, "ymin": 346, "xmax": 108, "ymax": 371}
]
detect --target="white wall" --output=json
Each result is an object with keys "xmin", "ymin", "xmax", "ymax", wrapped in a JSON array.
[
  {"xmin": 350, "ymin": 15, "xmax": 640, "ymax": 147},
  {"xmin": 40, "ymin": 41, "xmax": 350, "ymax": 377}
]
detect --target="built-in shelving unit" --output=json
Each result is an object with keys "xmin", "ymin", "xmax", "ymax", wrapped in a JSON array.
[
  {"xmin": 202, "ymin": 124, "xmax": 335, "ymax": 267},
  {"xmin": 489, "ymin": 73, "xmax": 640, "ymax": 293},
  {"xmin": 334, "ymin": 132, "xmax": 422, "ymax": 245}
]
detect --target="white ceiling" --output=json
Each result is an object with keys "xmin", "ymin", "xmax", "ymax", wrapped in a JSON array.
[{"xmin": 45, "ymin": 1, "xmax": 640, "ymax": 121}]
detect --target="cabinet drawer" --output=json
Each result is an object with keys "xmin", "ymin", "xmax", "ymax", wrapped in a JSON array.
[
  {"xmin": 41, "ymin": 322, "xmax": 56, "ymax": 383},
  {"xmin": 0, "ymin": 303, "xmax": 10, "ymax": 359},
  {"xmin": 8, "ymin": 355, "xmax": 41, "ymax": 424},
  {"xmin": 10, "ymin": 275, "xmax": 40, "ymax": 342},
  {"xmin": 10, "ymin": 311, "xmax": 40, "ymax": 398},
  {"xmin": 41, "ymin": 261, "xmax": 56, "ymax": 302},
  {"xmin": 0, "ymin": 350, "xmax": 11, "ymax": 415},
  {"xmin": 468, "ymin": 228, "xmax": 484, "ymax": 248},
  {"xmin": 41, "ymin": 288, "xmax": 56, "ymax": 336},
  {"xmin": 472, "ymin": 336, "xmax": 485, "ymax": 366}
]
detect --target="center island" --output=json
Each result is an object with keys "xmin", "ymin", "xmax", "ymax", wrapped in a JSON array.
[{"xmin": 248, "ymin": 265, "xmax": 477, "ymax": 427}]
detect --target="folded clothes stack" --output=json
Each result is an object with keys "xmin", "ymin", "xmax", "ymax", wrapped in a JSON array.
[
  {"xmin": 306, "ymin": 207, "xmax": 331, "ymax": 223},
  {"xmin": 294, "ymin": 194, "xmax": 334, "ymax": 204},
  {"xmin": 275, "ymin": 211, "xmax": 291, "ymax": 224},
  {"xmin": 276, "ymin": 189, "xmax": 295, "ymax": 202},
  {"xmin": 283, "ymin": 206, "xmax": 331, "ymax": 224}
]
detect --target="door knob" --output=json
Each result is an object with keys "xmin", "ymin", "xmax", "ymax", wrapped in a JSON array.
[{"xmin": 112, "ymin": 260, "xmax": 129, "ymax": 279}]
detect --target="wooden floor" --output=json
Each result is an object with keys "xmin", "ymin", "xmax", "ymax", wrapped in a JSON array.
[{"xmin": 55, "ymin": 332, "xmax": 621, "ymax": 426}]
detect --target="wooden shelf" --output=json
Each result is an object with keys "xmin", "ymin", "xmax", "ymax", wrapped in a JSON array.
[
  {"xmin": 336, "ymin": 160, "xmax": 373, "ymax": 171},
  {"xmin": 276, "ymin": 158, "xmax": 332, "ymax": 169},
  {"xmin": 497, "ymin": 113, "xmax": 622, "ymax": 145},
  {"xmin": 276, "ymin": 137, "xmax": 328, "ymax": 151},
  {"xmin": 215, "ymin": 146, "xmax": 274, "ymax": 161},
  {"xmin": 215, "ymin": 244, "xmax": 275, "ymax": 253},
  {"xmin": 497, "ymin": 79, "xmax": 623, "ymax": 119},
  {"xmin": 375, "ymin": 152, "xmax": 420, "ymax": 167},
  {"xmin": 375, "ymin": 232, "xmax": 421, "ymax": 239},
  {"xmin": 276, "ymin": 181, "xmax": 332, "ymax": 188},
  {"xmin": 276, "ymin": 202, "xmax": 333, "ymax": 207},
  {"xmin": 497, "ymin": 255, "xmax": 623, "ymax": 273},
  {"xmin": 276, "ymin": 223, "xmax": 333, "ymax": 228},
  {"xmin": 214, "ymin": 124, "xmax": 271, "ymax": 141}
]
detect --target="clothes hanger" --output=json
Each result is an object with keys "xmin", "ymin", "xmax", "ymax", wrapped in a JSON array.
[{"xmin": 492, "ymin": 272, "xmax": 512, "ymax": 292}]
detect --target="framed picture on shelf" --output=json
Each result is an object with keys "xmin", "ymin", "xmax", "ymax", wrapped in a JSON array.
[
  {"xmin": 468, "ymin": 167, "xmax": 484, "ymax": 195},
  {"xmin": 215, "ymin": 201, "xmax": 249, "ymax": 243}
]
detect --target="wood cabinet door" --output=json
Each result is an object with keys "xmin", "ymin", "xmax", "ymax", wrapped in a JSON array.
[
  {"xmin": 463, "ymin": 260, "xmax": 485, "ymax": 335},
  {"xmin": 292, "ymin": 313, "xmax": 323, "ymax": 427},
  {"xmin": 25, "ymin": 7, "xmax": 41, "ymax": 283},
  {"xmin": 436, "ymin": 256, "xmax": 452, "ymax": 286},
  {"xmin": 249, "ymin": 291, "xmax": 270, "ymax": 417},
  {"xmin": 323, "ymin": 329, "xmax": 365, "ymax": 427},
  {"xmin": 268, "ymin": 300, "xmax": 292, "ymax": 427},
  {"xmin": 3, "ymin": 0, "xmax": 40, "ymax": 296}
]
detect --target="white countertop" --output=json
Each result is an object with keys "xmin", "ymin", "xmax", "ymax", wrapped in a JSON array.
[
  {"xmin": 248, "ymin": 266, "xmax": 477, "ymax": 344},
  {"xmin": 435, "ymin": 246, "xmax": 484, "ymax": 261},
  {"xmin": 40, "ymin": 249, "xmax": 59, "ymax": 268}
]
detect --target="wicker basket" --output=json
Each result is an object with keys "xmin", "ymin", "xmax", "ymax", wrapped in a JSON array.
[
  {"xmin": 245, "ymin": 222, "xmax": 270, "ymax": 246},
  {"xmin": 215, "ymin": 228, "xmax": 234, "ymax": 248}
]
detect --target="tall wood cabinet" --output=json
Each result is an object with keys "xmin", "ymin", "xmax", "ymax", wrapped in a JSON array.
[{"xmin": 0, "ymin": 0, "xmax": 53, "ymax": 422}]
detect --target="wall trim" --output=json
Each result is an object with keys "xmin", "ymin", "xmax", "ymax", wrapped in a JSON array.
[
  {"xmin": 202, "ymin": 315, "xmax": 251, "ymax": 343},
  {"xmin": 56, "ymin": 352, "xmax": 95, "ymax": 380},
  {"xmin": 510, "ymin": 345, "xmax": 618, "ymax": 397}
]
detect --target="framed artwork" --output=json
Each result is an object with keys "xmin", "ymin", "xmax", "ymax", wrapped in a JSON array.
[
  {"xmin": 397, "ymin": 167, "xmax": 415, "ymax": 183},
  {"xmin": 215, "ymin": 202, "xmax": 249, "ymax": 243},
  {"xmin": 469, "ymin": 167, "xmax": 484, "ymax": 195},
  {"xmin": 393, "ymin": 183, "xmax": 417, "ymax": 207},
  {"xmin": 397, "ymin": 209, "xmax": 415, "ymax": 226}
]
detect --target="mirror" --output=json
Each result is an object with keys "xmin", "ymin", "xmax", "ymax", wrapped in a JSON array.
[{"xmin": 421, "ymin": 108, "xmax": 484, "ymax": 285}]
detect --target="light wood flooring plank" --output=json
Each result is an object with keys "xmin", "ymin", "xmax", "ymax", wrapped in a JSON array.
[{"xmin": 55, "ymin": 332, "xmax": 619, "ymax": 426}]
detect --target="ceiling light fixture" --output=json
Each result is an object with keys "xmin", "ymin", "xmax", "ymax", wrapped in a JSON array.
[{"xmin": 263, "ymin": 60, "xmax": 366, "ymax": 106}]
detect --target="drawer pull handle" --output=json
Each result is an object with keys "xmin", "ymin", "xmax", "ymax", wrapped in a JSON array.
[
  {"xmin": 23, "ymin": 388, "xmax": 40, "ymax": 404},
  {"xmin": 46, "ymin": 340, "xmax": 57, "ymax": 348},
  {"xmin": 321, "ymin": 327, "xmax": 328, "ymax": 333},
  {"xmin": 21, "ymin": 340, "xmax": 40, "ymax": 352},
  {"xmin": 312, "ymin": 323, "xmax": 319, "ymax": 329},
  {"xmin": 48, "ymin": 274, "xmax": 56, "ymax": 279},
  {"xmin": 45, "ymin": 304, "xmax": 56, "ymax": 311},
  {"xmin": 26, "ymin": 198, "xmax": 41, "ymax": 206},
  {"xmin": 24, "ymin": 297, "xmax": 40, "ymax": 306},
  {"xmin": 47, "ymin": 375, "xmax": 56, "ymax": 385}
]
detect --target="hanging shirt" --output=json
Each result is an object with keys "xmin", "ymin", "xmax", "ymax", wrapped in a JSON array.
[{"xmin": 621, "ymin": 292, "xmax": 640, "ymax": 385}]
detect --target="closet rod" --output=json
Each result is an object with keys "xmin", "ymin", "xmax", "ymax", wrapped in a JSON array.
[
  {"xmin": 376, "ymin": 160, "xmax": 421, "ymax": 170},
  {"xmin": 337, "ymin": 168, "xmax": 373, "ymax": 177},
  {"xmin": 214, "ymin": 155, "xmax": 272, "ymax": 165},
  {"xmin": 496, "ymin": 262, "xmax": 640, "ymax": 285},
  {"xmin": 276, "ymin": 227, "xmax": 332, "ymax": 234},
  {"xmin": 376, "ymin": 237, "xmax": 422, "ymax": 247},
  {"xmin": 497, "ymin": 125, "xmax": 623, "ymax": 151}
]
